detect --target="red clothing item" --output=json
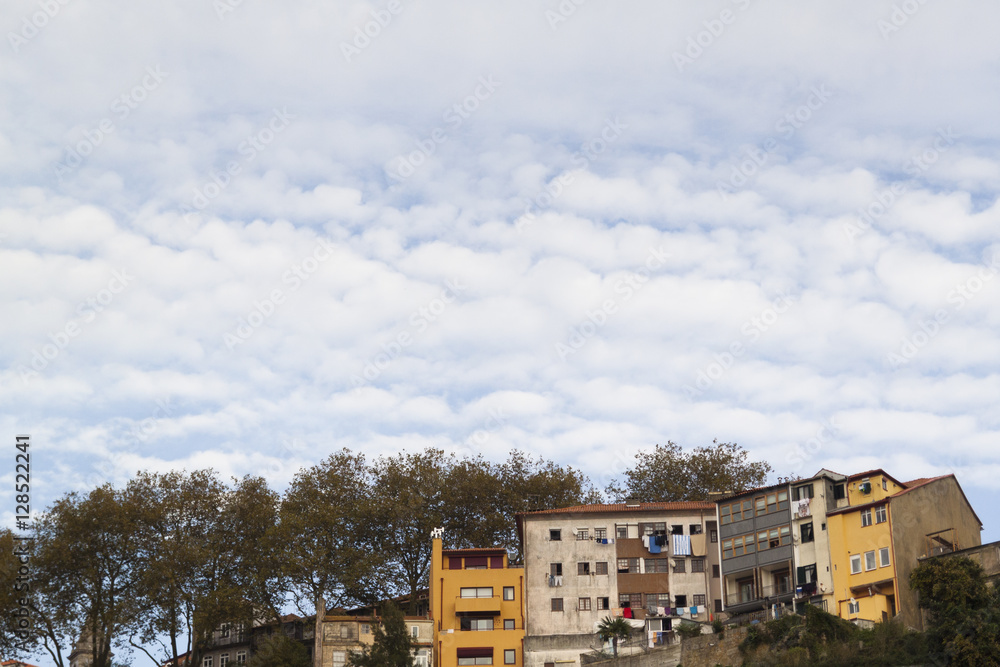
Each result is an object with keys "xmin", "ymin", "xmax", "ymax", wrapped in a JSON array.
[{"xmin": 623, "ymin": 607, "xmax": 633, "ymax": 618}]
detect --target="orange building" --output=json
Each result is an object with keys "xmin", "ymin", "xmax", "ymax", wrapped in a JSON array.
[{"xmin": 430, "ymin": 538, "xmax": 525, "ymax": 666}]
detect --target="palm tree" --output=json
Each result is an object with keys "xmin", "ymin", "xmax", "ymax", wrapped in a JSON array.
[{"xmin": 596, "ymin": 615, "xmax": 633, "ymax": 658}]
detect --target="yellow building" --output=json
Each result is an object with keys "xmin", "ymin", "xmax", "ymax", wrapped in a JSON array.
[
  {"xmin": 430, "ymin": 538, "xmax": 525, "ymax": 667},
  {"xmin": 827, "ymin": 470, "xmax": 982, "ymax": 627}
]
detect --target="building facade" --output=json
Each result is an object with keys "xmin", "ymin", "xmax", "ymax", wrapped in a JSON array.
[
  {"xmin": 321, "ymin": 615, "xmax": 433, "ymax": 667},
  {"xmin": 517, "ymin": 502, "xmax": 720, "ymax": 667},
  {"xmin": 429, "ymin": 539, "xmax": 525, "ymax": 667}
]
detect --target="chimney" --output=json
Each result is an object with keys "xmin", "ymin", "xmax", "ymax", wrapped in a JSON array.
[{"xmin": 625, "ymin": 498, "xmax": 641, "ymax": 508}]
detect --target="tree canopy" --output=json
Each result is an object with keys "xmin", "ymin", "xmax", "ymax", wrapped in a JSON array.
[
  {"xmin": 606, "ymin": 440, "xmax": 772, "ymax": 502},
  {"xmin": 910, "ymin": 556, "xmax": 1000, "ymax": 665}
]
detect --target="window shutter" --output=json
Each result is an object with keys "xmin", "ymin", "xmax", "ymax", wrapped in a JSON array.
[
  {"xmin": 490, "ymin": 556, "xmax": 504, "ymax": 569},
  {"xmin": 449, "ymin": 557, "xmax": 463, "ymax": 570}
]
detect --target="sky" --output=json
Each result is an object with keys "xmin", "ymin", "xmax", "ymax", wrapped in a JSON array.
[{"xmin": 3, "ymin": 0, "xmax": 1000, "ymax": 571}]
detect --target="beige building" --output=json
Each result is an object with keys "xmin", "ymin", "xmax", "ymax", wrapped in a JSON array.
[
  {"xmin": 516, "ymin": 502, "xmax": 720, "ymax": 667},
  {"xmin": 320, "ymin": 615, "xmax": 433, "ymax": 667}
]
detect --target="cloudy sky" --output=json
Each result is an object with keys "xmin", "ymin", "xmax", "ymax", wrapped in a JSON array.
[{"xmin": 2, "ymin": 0, "xmax": 999, "ymax": 547}]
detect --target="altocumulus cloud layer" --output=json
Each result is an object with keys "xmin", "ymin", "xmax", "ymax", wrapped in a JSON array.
[{"xmin": 1, "ymin": 0, "xmax": 999, "ymax": 538}]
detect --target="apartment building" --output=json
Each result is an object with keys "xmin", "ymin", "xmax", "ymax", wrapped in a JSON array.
[
  {"xmin": 321, "ymin": 615, "xmax": 433, "ymax": 667},
  {"xmin": 827, "ymin": 471, "xmax": 982, "ymax": 629},
  {"xmin": 429, "ymin": 538, "xmax": 525, "ymax": 667},
  {"xmin": 516, "ymin": 501, "xmax": 720, "ymax": 667}
]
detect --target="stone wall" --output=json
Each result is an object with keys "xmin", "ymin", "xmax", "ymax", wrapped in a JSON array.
[
  {"xmin": 680, "ymin": 626, "xmax": 748, "ymax": 667},
  {"xmin": 582, "ymin": 644, "xmax": 682, "ymax": 667}
]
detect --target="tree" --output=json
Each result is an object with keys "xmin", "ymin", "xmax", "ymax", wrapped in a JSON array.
[
  {"xmin": 346, "ymin": 601, "xmax": 414, "ymax": 667},
  {"xmin": 278, "ymin": 450, "xmax": 387, "ymax": 667},
  {"xmin": 607, "ymin": 440, "xmax": 772, "ymax": 502},
  {"xmin": 596, "ymin": 616, "xmax": 632, "ymax": 658},
  {"xmin": 910, "ymin": 556, "xmax": 1000, "ymax": 665},
  {"xmin": 32, "ymin": 485, "xmax": 144, "ymax": 667},
  {"xmin": 247, "ymin": 633, "xmax": 312, "ymax": 667}
]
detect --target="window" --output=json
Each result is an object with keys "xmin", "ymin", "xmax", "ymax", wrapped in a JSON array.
[
  {"xmin": 578, "ymin": 562, "xmax": 590, "ymax": 575},
  {"xmin": 220, "ymin": 656, "xmax": 229, "ymax": 667},
  {"xmin": 879, "ymin": 547, "xmax": 891, "ymax": 567},
  {"xmin": 800, "ymin": 522, "xmax": 814, "ymax": 543},
  {"xmin": 875, "ymin": 505, "xmax": 887, "ymax": 524},
  {"xmin": 797, "ymin": 564, "xmax": 816, "ymax": 585},
  {"xmin": 850, "ymin": 554, "xmax": 862, "ymax": 574},
  {"xmin": 710, "ymin": 529, "xmax": 718, "ymax": 543},
  {"xmin": 882, "ymin": 478, "xmax": 888, "ymax": 491},
  {"xmin": 715, "ymin": 599, "xmax": 723, "ymax": 613},
  {"xmin": 461, "ymin": 618, "xmax": 494, "ymax": 631},
  {"xmin": 411, "ymin": 625, "xmax": 420, "ymax": 638},
  {"xmin": 691, "ymin": 558, "xmax": 705, "ymax": 573},
  {"xmin": 712, "ymin": 564, "xmax": 720, "ymax": 578},
  {"xmin": 415, "ymin": 650, "xmax": 429, "ymax": 667},
  {"xmin": 793, "ymin": 484, "xmax": 814, "ymax": 500},
  {"xmin": 644, "ymin": 558, "xmax": 668, "ymax": 573},
  {"xmin": 595, "ymin": 527, "xmax": 607, "ymax": 540},
  {"xmin": 834, "ymin": 484, "xmax": 846, "ymax": 500},
  {"xmin": 861, "ymin": 509, "xmax": 872, "ymax": 527},
  {"xmin": 504, "ymin": 619, "xmax": 515, "ymax": 630},
  {"xmin": 650, "ymin": 593, "xmax": 671, "ymax": 607},
  {"xmin": 617, "ymin": 558, "xmax": 638, "ymax": 574},
  {"xmin": 550, "ymin": 563, "xmax": 562, "ymax": 577},
  {"xmin": 550, "ymin": 529, "xmax": 561, "ymax": 541},
  {"xmin": 551, "ymin": 598, "xmax": 563, "ymax": 612},
  {"xmin": 674, "ymin": 595, "xmax": 687, "ymax": 607},
  {"xmin": 616, "ymin": 525, "xmax": 628, "ymax": 539},
  {"xmin": 693, "ymin": 594, "xmax": 706, "ymax": 606},
  {"xmin": 690, "ymin": 524, "xmax": 703, "ymax": 534},
  {"xmin": 361, "ymin": 624, "xmax": 370, "ymax": 634},
  {"xmin": 578, "ymin": 597, "xmax": 591, "ymax": 611},
  {"xmin": 204, "ymin": 658, "xmax": 213, "ymax": 667},
  {"xmin": 720, "ymin": 504, "xmax": 732, "ymax": 525},
  {"xmin": 780, "ymin": 526, "xmax": 791, "ymax": 546},
  {"xmin": 458, "ymin": 658, "xmax": 493, "ymax": 666},
  {"xmin": 236, "ymin": 653, "xmax": 246, "ymax": 666},
  {"xmin": 865, "ymin": 550, "xmax": 877, "ymax": 571},
  {"xmin": 672, "ymin": 559, "xmax": 686, "ymax": 573},
  {"xmin": 221, "ymin": 624, "xmax": 230, "ymax": 638},
  {"xmin": 504, "ymin": 649, "xmax": 515, "ymax": 665},
  {"xmin": 641, "ymin": 522, "xmax": 667, "ymax": 536},
  {"xmin": 577, "ymin": 529, "xmax": 589, "ymax": 540},
  {"xmin": 340, "ymin": 624, "xmax": 352, "ymax": 637},
  {"xmin": 848, "ymin": 600, "xmax": 860, "ymax": 615},
  {"xmin": 619, "ymin": 593, "xmax": 641, "ymax": 608},
  {"xmin": 597, "ymin": 597, "xmax": 609, "ymax": 610},
  {"xmin": 768, "ymin": 529, "xmax": 780, "ymax": 549},
  {"xmin": 755, "ymin": 496, "xmax": 766, "ymax": 516},
  {"xmin": 723, "ymin": 539, "xmax": 732, "ymax": 559},
  {"xmin": 595, "ymin": 561, "xmax": 608, "ymax": 575},
  {"xmin": 671, "ymin": 525, "xmax": 684, "ymax": 535},
  {"xmin": 503, "ymin": 586, "xmax": 515, "ymax": 601},
  {"xmin": 331, "ymin": 653, "xmax": 345, "ymax": 667},
  {"xmin": 461, "ymin": 587, "xmax": 494, "ymax": 598},
  {"xmin": 767, "ymin": 493, "xmax": 779, "ymax": 514}
]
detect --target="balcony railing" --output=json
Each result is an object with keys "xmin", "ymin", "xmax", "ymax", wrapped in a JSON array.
[{"xmin": 725, "ymin": 582, "xmax": 793, "ymax": 607}]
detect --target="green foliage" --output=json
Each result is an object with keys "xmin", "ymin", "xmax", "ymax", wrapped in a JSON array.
[
  {"xmin": 346, "ymin": 602, "xmax": 414, "ymax": 667},
  {"xmin": 739, "ymin": 606, "xmax": 925, "ymax": 667},
  {"xmin": 596, "ymin": 615, "xmax": 632, "ymax": 658},
  {"xmin": 910, "ymin": 556, "xmax": 1000, "ymax": 665},
  {"xmin": 676, "ymin": 621, "xmax": 703, "ymax": 641},
  {"xmin": 711, "ymin": 618, "xmax": 724, "ymax": 636},
  {"xmin": 247, "ymin": 633, "xmax": 312, "ymax": 667},
  {"xmin": 606, "ymin": 440, "xmax": 772, "ymax": 501}
]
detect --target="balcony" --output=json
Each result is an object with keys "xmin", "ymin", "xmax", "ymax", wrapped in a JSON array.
[
  {"xmin": 725, "ymin": 582, "xmax": 794, "ymax": 608},
  {"xmin": 454, "ymin": 595, "xmax": 502, "ymax": 614}
]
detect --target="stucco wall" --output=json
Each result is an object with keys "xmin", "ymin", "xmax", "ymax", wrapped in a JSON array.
[{"xmin": 890, "ymin": 477, "xmax": 982, "ymax": 630}]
